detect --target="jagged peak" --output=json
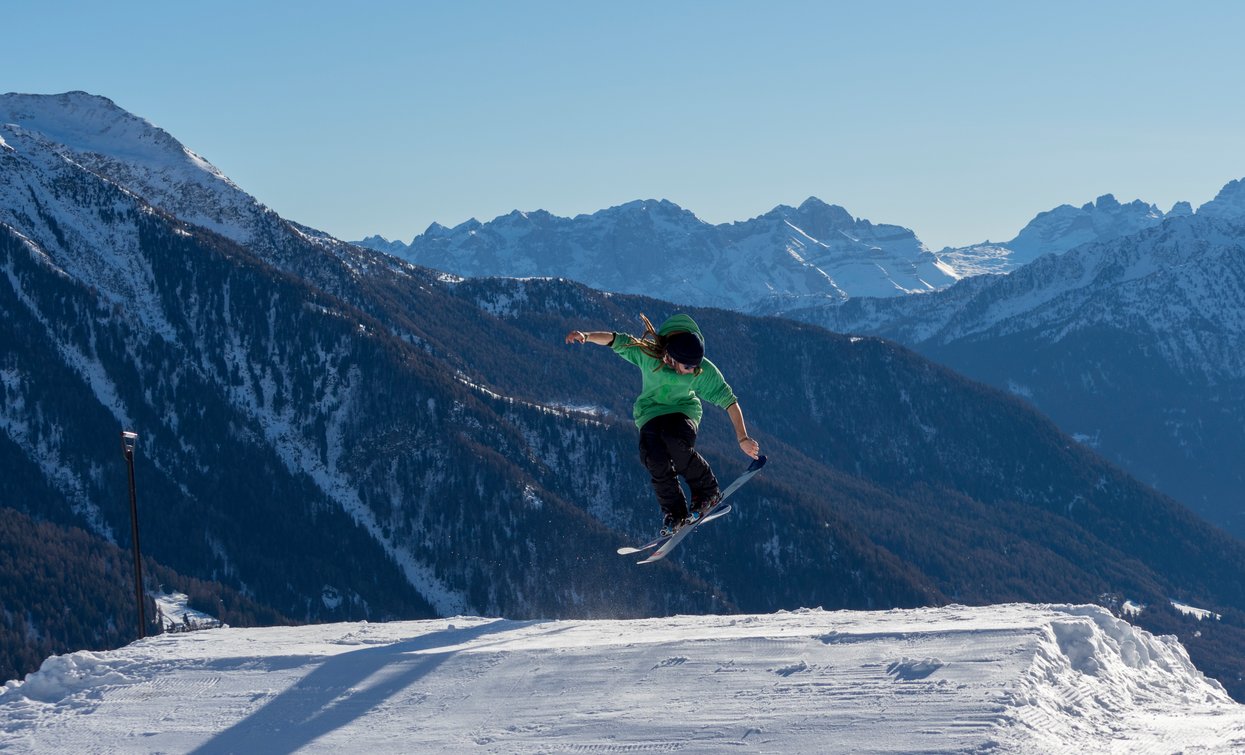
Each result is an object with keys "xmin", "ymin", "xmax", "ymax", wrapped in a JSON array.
[
  {"xmin": 1197, "ymin": 177, "xmax": 1245, "ymax": 222},
  {"xmin": 1085, "ymin": 193, "xmax": 1121, "ymax": 210},
  {"xmin": 603, "ymin": 198, "xmax": 692, "ymax": 216},
  {"xmin": 1073, "ymin": 194, "xmax": 1160, "ymax": 216},
  {"xmin": 1169, "ymin": 201, "xmax": 1194, "ymax": 217},
  {"xmin": 493, "ymin": 208, "xmax": 559, "ymax": 226},
  {"xmin": 796, "ymin": 196, "xmax": 832, "ymax": 211},
  {"xmin": 1017, "ymin": 193, "xmax": 1164, "ymax": 233},
  {"xmin": 796, "ymin": 196, "xmax": 855, "ymax": 222},
  {"xmin": 408, "ymin": 218, "xmax": 481, "ymax": 241},
  {"xmin": 574, "ymin": 199, "xmax": 708, "ymax": 230},
  {"xmin": 754, "ymin": 198, "xmax": 855, "ymax": 229}
]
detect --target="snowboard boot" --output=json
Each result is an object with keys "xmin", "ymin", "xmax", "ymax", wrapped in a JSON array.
[
  {"xmin": 688, "ymin": 491, "xmax": 722, "ymax": 523},
  {"xmin": 659, "ymin": 512, "xmax": 685, "ymax": 537}
]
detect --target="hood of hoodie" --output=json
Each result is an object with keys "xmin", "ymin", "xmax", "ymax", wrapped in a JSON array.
[{"xmin": 657, "ymin": 314, "xmax": 703, "ymax": 340}]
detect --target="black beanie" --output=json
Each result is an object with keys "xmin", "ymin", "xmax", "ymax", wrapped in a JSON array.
[{"xmin": 665, "ymin": 331, "xmax": 704, "ymax": 366}]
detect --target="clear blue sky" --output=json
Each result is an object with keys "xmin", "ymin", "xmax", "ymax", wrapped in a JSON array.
[{"xmin": 5, "ymin": 1, "xmax": 1244, "ymax": 249}]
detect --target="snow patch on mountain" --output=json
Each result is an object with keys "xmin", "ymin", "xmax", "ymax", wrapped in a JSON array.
[
  {"xmin": 152, "ymin": 588, "xmax": 222, "ymax": 632},
  {"xmin": 0, "ymin": 127, "xmax": 182, "ymax": 341},
  {"xmin": 0, "ymin": 358, "xmax": 113, "ymax": 539},
  {"xmin": 207, "ymin": 314, "xmax": 470, "ymax": 617}
]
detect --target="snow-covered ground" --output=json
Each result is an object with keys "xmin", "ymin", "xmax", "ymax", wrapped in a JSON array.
[{"xmin": 1, "ymin": 604, "xmax": 1243, "ymax": 753}]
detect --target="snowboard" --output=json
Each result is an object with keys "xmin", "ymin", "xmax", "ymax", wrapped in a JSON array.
[
  {"xmin": 615, "ymin": 504, "xmax": 733, "ymax": 556},
  {"xmin": 617, "ymin": 455, "xmax": 767, "ymax": 564}
]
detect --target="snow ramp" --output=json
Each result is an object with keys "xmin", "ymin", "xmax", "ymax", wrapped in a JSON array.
[{"xmin": 1, "ymin": 604, "xmax": 1243, "ymax": 753}]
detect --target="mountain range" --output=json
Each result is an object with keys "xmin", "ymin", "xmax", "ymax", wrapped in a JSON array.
[
  {"xmin": 358, "ymin": 197, "xmax": 958, "ymax": 310},
  {"xmin": 356, "ymin": 189, "xmax": 1190, "ymax": 305},
  {"xmin": 4, "ymin": 92, "xmax": 1245, "ymax": 699},
  {"xmin": 776, "ymin": 181, "xmax": 1245, "ymax": 538}
]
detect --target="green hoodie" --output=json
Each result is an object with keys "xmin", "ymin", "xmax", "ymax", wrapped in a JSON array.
[{"xmin": 611, "ymin": 314, "xmax": 737, "ymax": 429}]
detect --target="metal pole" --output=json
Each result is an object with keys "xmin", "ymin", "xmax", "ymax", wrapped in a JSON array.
[{"xmin": 121, "ymin": 430, "xmax": 146, "ymax": 639}]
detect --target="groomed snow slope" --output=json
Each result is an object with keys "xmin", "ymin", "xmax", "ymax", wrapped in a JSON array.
[{"xmin": 2, "ymin": 604, "xmax": 1243, "ymax": 754}]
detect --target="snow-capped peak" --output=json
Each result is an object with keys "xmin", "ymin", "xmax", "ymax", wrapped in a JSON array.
[
  {"xmin": 751, "ymin": 197, "xmax": 856, "ymax": 233},
  {"xmin": 422, "ymin": 222, "xmax": 451, "ymax": 238},
  {"xmin": 788, "ymin": 197, "xmax": 859, "ymax": 234},
  {"xmin": 596, "ymin": 198, "xmax": 706, "ymax": 227},
  {"xmin": 0, "ymin": 91, "xmax": 232, "ymax": 187},
  {"xmin": 0, "ymin": 91, "xmax": 271, "ymax": 247}
]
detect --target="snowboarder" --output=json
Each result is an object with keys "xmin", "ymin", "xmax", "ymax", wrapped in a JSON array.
[{"xmin": 565, "ymin": 313, "xmax": 761, "ymax": 537}]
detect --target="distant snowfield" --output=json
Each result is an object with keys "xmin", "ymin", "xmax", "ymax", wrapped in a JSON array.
[{"xmin": 2, "ymin": 604, "xmax": 1243, "ymax": 754}]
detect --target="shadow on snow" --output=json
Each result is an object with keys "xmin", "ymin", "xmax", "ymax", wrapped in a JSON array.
[{"xmin": 190, "ymin": 619, "xmax": 556, "ymax": 755}]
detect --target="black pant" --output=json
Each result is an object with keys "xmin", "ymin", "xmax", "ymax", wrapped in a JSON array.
[{"xmin": 639, "ymin": 413, "xmax": 719, "ymax": 520}]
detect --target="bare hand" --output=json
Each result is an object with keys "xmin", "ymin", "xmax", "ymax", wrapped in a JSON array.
[
  {"xmin": 739, "ymin": 437, "xmax": 760, "ymax": 459},
  {"xmin": 565, "ymin": 331, "xmax": 587, "ymax": 344}
]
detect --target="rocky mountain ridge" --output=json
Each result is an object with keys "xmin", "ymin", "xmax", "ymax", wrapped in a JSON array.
[{"xmin": 359, "ymin": 195, "xmax": 957, "ymax": 310}]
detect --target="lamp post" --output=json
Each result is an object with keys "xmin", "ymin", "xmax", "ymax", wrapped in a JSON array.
[{"xmin": 120, "ymin": 430, "xmax": 146, "ymax": 639}]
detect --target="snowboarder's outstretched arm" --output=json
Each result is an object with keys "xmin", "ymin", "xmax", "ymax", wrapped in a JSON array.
[
  {"xmin": 728, "ymin": 402, "xmax": 761, "ymax": 460},
  {"xmin": 565, "ymin": 330, "xmax": 614, "ymax": 346}
]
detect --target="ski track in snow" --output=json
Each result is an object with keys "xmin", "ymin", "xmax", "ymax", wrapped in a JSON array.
[{"xmin": 1, "ymin": 604, "xmax": 1243, "ymax": 754}]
